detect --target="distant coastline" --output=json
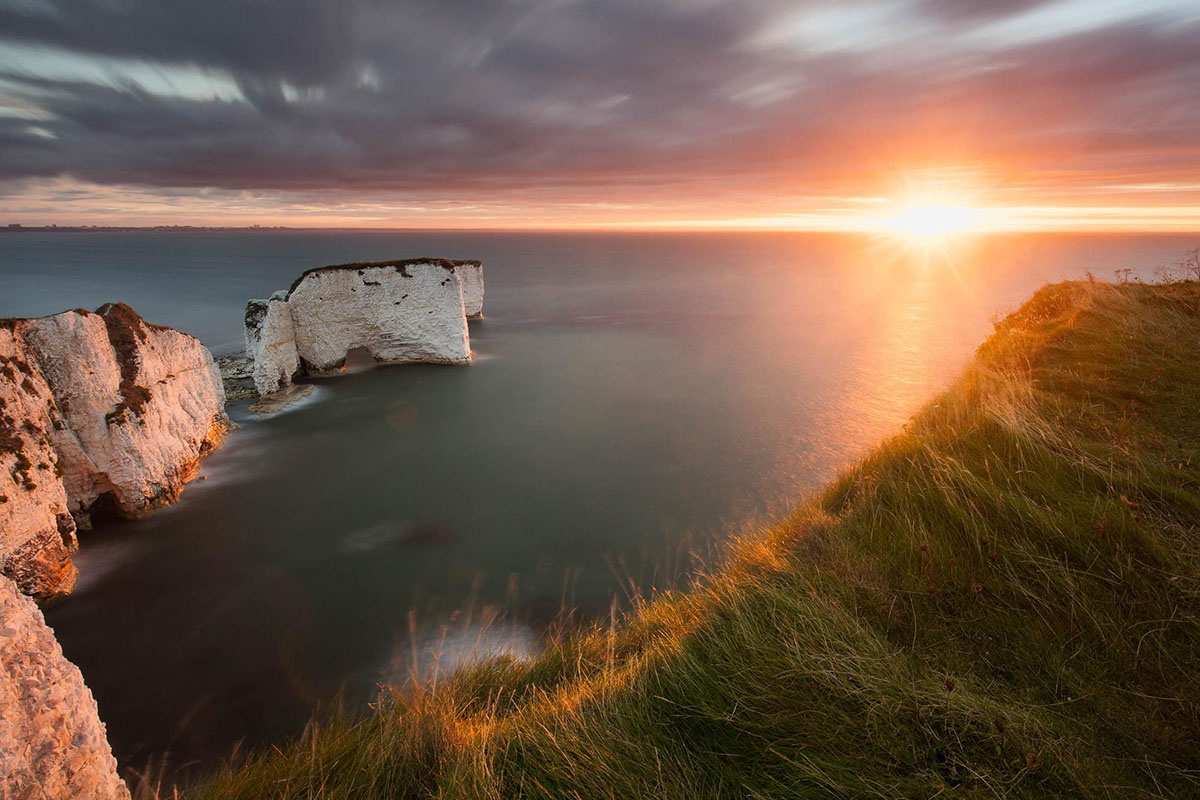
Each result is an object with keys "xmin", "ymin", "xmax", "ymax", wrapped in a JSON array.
[
  {"xmin": 2, "ymin": 224, "xmax": 299, "ymax": 233},
  {"xmin": 0, "ymin": 224, "xmax": 541, "ymax": 234}
]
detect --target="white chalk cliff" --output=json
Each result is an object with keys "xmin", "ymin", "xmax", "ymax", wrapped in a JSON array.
[
  {"xmin": 244, "ymin": 258, "xmax": 484, "ymax": 396},
  {"xmin": 244, "ymin": 290, "xmax": 300, "ymax": 396},
  {"xmin": 0, "ymin": 304, "xmax": 228, "ymax": 601},
  {"xmin": 0, "ymin": 574, "xmax": 130, "ymax": 799},
  {"xmin": 0, "ymin": 324, "xmax": 77, "ymax": 600},
  {"xmin": 457, "ymin": 260, "xmax": 485, "ymax": 319}
]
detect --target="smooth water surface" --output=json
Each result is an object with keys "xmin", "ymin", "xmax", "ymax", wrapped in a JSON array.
[{"xmin": 0, "ymin": 230, "xmax": 1191, "ymax": 774}]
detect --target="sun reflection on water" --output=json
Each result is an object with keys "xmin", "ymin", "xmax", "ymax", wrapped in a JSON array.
[{"xmin": 811, "ymin": 240, "xmax": 988, "ymax": 466}]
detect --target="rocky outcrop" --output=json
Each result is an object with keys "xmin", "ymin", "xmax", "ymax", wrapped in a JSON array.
[
  {"xmin": 0, "ymin": 574, "xmax": 129, "ymax": 799},
  {"xmin": 244, "ymin": 258, "xmax": 483, "ymax": 396},
  {"xmin": 0, "ymin": 304, "xmax": 227, "ymax": 601},
  {"xmin": 244, "ymin": 291, "xmax": 300, "ymax": 396},
  {"xmin": 287, "ymin": 259, "xmax": 473, "ymax": 369},
  {"xmin": 457, "ymin": 260, "xmax": 485, "ymax": 319},
  {"xmin": 216, "ymin": 355, "xmax": 257, "ymax": 401}
]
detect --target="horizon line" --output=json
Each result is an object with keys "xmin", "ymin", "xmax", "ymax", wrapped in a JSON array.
[{"xmin": 4, "ymin": 224, "xmax": 1199, "ymax": 235}]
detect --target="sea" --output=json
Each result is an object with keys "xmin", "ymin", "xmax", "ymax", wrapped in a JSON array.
[{"xmin": 0, "ymin": 229, "xmax": 1193, "ymax": 776}]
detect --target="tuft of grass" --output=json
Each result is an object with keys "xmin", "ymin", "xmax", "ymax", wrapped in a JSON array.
[{"xmin": 193, "ymin": 281, "xmax": 1200, "ymax": 799}]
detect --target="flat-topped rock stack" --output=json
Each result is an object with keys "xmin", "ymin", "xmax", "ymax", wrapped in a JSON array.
[
  {"xmin": 0, "ymin": 303, "xmax": 228, "ymax": 601},
  {"xmin": 244, "ymin": 258, "xmax": 484, "ymax": 396}
]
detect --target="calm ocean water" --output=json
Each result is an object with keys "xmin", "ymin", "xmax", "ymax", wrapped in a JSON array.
[{"xmin": 0, "ymin": 230, "xmax": 1193, "ymax": 775}]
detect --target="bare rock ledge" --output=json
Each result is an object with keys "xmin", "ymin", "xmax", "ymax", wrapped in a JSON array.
[
  {"xmin": 0, "ymin": 303, "xmax": 228, "ymax": 601},
  {"xmin": 245, "ymin": 258, "xmax": 484, "ymax": 396}
]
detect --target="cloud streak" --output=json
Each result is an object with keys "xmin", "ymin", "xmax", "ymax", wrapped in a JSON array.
[{"xmin": 0, "ymin": 0, "xmax": 1196, "ymax": 225}]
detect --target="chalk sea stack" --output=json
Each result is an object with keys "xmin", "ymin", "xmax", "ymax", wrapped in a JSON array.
[
  {"xmin": 0, "ymin": 303, "xmax": 228, "ymax": 601},
  {"xmin": 244, "ymin": 258, "xmax": 484, "ymax": 397}
]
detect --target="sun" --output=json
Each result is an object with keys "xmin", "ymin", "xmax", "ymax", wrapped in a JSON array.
[{"xmin": 882, "ymin": 204, "xmax": 981, "ymax": 240}]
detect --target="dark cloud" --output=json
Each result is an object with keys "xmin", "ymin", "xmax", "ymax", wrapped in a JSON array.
[
  {"xmin": 0, "ymin": 0, "xmax": 357, "ymax": 85},
  {"xmin": 0, "ymin": 0, "xmax": 1196, "ymax": 202}
]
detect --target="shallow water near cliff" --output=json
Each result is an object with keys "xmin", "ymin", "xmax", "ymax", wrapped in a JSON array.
[{"xmin": 0, "ymin": 230, "xmax": 1191, "ymax": 776}]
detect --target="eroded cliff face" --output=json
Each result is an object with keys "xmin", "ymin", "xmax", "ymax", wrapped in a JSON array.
[
  {"xmin": 244, "ymin": 258, "xmax": 483, "ymax": 396},
  {"xmin": 288, "ymin": 259, "xmax": 472, "ymax": 369},
  {"xmin": 0, "ymin": 574, "xmax": 129, "ymax": 799},
  {"xmin": 457, "ymin": 260, "xmax": 485, "ymax": 319},
  {"xmin": 244, "ymin": 291, "xmax": 300, "ymax": 396},
  {"xmin": 0, "ymin": 325, "xmax": 78, "ymax": 601},
  {"xmin": 0, "ymin": 304, "xmax": 228, "ymax": 600}
]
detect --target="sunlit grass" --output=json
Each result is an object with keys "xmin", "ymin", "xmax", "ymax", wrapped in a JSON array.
[{"xmin": 185, "ymin": 280, "xmax": 1200, "ymax": 800}]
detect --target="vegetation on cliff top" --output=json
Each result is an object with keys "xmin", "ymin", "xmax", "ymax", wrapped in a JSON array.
[
  {"xmin": 188, "ymin": 280, "xmax": 1200, "ymax": 799},
  {"xmin": 285, "ymin": 258, "xmax": 478, "ymax": 297}
]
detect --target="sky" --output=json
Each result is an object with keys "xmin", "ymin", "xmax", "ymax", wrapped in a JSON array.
[{"xmin": 0, "ymin": 0, "xmax": 1197, "ymax": 230}]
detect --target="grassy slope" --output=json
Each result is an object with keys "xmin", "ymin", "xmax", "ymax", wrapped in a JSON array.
[{"xmin": 194, "ymin": 282, "xmax": 1200, "ymax": 799}]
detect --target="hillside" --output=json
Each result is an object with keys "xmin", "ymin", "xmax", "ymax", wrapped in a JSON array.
[{"xmin": 193, "ymin": 281, "xmax": 1200, "ymax": 799}]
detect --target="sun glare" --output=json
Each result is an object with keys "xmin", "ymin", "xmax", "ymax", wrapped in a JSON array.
[{"xmin": 882, "ymin": 204, "xmax": 981, "ymax": 240}]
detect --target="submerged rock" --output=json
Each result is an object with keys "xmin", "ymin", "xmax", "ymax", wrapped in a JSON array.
[
  {"xmin": 342, "ymin": 521, "xmax": 461, "ymax": 552},
  {"xmin": 0, "ymin": 304, "xmax": 228, "ymax": 601},
  {"xmin": 247, "ymin": 383, "xmax": 315, "ymax": 418},
  {"xmin": 244, "ymin": 258, "xmax": 484, "ymax": 396},
  {"xmin": 0, "ymin": 574, "xmax": 129, "ymax": 799}
]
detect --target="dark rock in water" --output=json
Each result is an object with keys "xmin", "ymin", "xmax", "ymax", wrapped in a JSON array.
[
  {"xmin": 342, "ymin": 522, "xmax": 460, "ymax": 553},
  {"xmin": 217, "ymin": 356, "xmax": 258, "ymax": 402},
  {"xmin": 396, "ymin": 523, "xmax": 460, "ymax": 546},
  {"xmin": 216, "ymin": 355, "xmax": 253, "ymax": 381},
  {"xmin": 247, "ymin": 383, "xmax": 315, "ymax": 418}
]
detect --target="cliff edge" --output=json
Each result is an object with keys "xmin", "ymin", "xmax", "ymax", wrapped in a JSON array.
[{"xmin": 0, "ymin": 574, "xmax": 129, "ymax": 799}]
